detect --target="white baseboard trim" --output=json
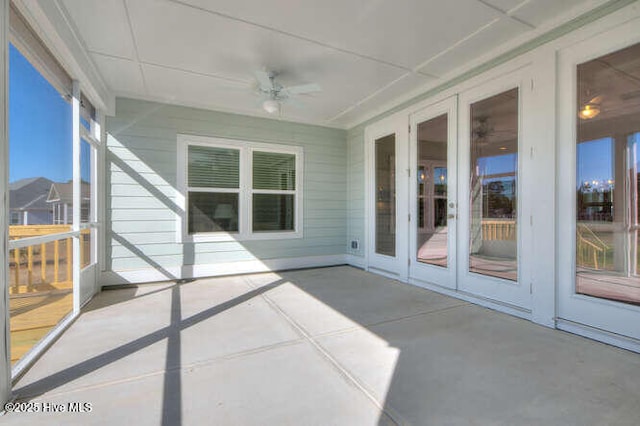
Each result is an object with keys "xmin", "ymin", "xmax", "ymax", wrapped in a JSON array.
[
  {"xmin": 556, "ymin": 318, "xmax": 640, "ymax": 354},
  {"xmin": 367, "ymin": 266, "xmax": 402, "ymax": 282},
  {"xmin": 100, "ymin": 254, "xmax": 349, "ymax": 286},
  {"xmin": 345, "ymin": 254, "xmax": 366, "ymax": 269},
  {"xmin": 407, "ymin": 276, "xmax": 532, "ymax": 321}
]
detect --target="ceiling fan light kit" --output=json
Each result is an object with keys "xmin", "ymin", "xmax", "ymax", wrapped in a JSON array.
[
  {"xmin": 262, "ymin": 99, "xmax": 280, "ymax": 114},
  {"xmin": 579, "ymin": 103, "xmax": 600, "ymax": 120}
]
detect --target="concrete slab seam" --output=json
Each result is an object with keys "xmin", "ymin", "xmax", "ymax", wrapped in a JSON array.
[
  {"xmin": 243, "ymin": 275, "xmax": 404, "ymax": 425},
  {"xmin": 14, "ymin": 338, "xmax": 308, "ymax": 402}
]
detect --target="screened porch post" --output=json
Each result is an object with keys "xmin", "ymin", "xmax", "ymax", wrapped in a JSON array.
[
  {"xmin": 0, "ymin": 0, "xmax": 12, "ymax": 406},
  {"xmin": 72, "ymin": 80, "xmax": 81, "ymax": 313}
]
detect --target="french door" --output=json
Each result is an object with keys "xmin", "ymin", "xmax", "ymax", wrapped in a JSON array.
[
  {"xmin": 366, "ymin": 65, "xmax": 536, "ymax": 313},
  {"xmin": 369, "ymin": 73, "xmax": 532, "ymax": 310},
  {"xmin": 409, "ymin": 97, "xmax": 458, "ymax": 289},
  {"xmin": 557, "ymin": 25, "xmax": 640, "ymax": 345},
  {"xmin": 457, "ymin": 73, "xmax": 532, "ymax": 310},
  {"xmin": 366, "ymin": 116, "xmax": 408, "ymax": 279}
]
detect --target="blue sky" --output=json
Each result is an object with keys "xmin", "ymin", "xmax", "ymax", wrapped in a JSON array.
[
  {"xmin": 577, "ymin": 137, "xmax": 614, "ymax": 190},
  {"xmin": 476, "ymin": 140, "xmax": 621, "ymax": 191},
  {"xmin": 477, "ymin": 153, "xmax": 517, "ymax": 178},
  {"xmin": 9, "ymin": 44, "xmax": 90, "ymax": 183}
]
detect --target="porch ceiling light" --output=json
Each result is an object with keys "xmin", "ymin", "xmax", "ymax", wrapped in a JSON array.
[
  {"xmin": 263, "ymin": 99, "xmax": 280, "ymax": 114},
  {"xmin": 579, "ymin": 103, "xmax": 600, "ymax": 120}
]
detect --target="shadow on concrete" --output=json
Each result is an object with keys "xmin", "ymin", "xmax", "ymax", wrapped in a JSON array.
[
  {"xmin": 83, "ymin": 284, "xmax": 172, "ymax": 312},
  {"xmin": 13, "ymin": 279, "xmax": 286, "ymax": 425}
]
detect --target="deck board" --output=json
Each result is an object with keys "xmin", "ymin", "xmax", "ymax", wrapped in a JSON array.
[{"xmin": 9, "ymin": 287, "xmax": 73, "ymax": 364}]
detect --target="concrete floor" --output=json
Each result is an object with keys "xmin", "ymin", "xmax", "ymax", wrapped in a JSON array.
[{"xmin": 3, "ymin": 265, "xmax": 640, "ymax": 425}]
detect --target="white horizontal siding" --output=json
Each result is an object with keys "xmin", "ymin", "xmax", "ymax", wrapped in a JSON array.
[{"xmin": 104, "ymin": 98, "xmax": 347, "ymax": 282}]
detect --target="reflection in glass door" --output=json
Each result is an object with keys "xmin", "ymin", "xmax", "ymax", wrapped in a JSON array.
[
  {"xmin": 367, "ymin": 118, "xmax": 407, "ymax": 279},
  {"xmin": 558, "ymin": 33, "xmax": 640, "ymax": 346},
  {"xmin": 469, "ymin": 88, "xmax": 519, "ymax": 281},
  {"xmin": 417, "ymin": 115, "xmax": 448, "ymax": 267},
  {"xmin": 575, "ymin": 43, "xmax": 640, "ymax": 306},
  {"xmin": 409, "ymin": 97, "xmax": 457, "ymax": 290},
  {"xmin": 375, "ymin": 135, "xmax": 396, "ymax": 257}
]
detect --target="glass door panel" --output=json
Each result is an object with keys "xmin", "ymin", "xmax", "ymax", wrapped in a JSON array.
[
  {"xmin": 575, "ymin": 43, "xmax": 640, "ymax": 306},
  {"xmin": 417, "ymin": 114, "xmax": 448, "ymax": 267},
  {"xmin": 558, "ymin": 28, "xmax": 640, "ymax": 346},
  {"xmin": 469, "ymin": 88, "xmax": 519, "ymax": 281},
  {"xmin": 459, "ymin": 77, "xmax": 530, "ymax": 309},
  {"xmin": 409, "ymin": 96, "xmax": 457, "ymax": 290},
  {"xmin": 375, "ymin": 134, "xmax": 396, "ymax": 257},
  {"xmin": 367, "ymin": 117, "xmax": 408, "ymax": 279}
]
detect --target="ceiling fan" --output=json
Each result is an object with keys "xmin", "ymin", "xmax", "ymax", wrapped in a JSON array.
[
  {"xmin": 254, "ymin": 70, "xmax": 321, "ymax": 114},
  {"xmin": 579, "ymin": 95, "xmax": 603, "ymax": 120}
]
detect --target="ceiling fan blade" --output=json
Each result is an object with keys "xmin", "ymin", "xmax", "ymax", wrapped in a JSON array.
[
  {"xmin": 254, "ymin": 71, "xmax": 272, "ymax": 90},
  {"xmin": 285, "ymin": 97, "xmax": 304, "ymax": 109},
  {"xmin": 284, "ymin": 83, "xmax": 321, "ymax": 95}
]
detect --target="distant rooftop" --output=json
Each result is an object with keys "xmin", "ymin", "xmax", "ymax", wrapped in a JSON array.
[{"xmin": 9, "ymin": 177, "xmax": 53, "ymax": 211}]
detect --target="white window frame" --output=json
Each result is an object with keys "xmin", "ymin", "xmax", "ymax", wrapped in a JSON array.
[
  {"xmin": 79, "ymin": 114, "xmax": 101, "ymax": 271},
  {"xmin": 177, "ymin": 134, "xmax": 303, "ymax": 243},
  {"xmin": 9, "ymin": 211, "xmax": 20, "ymax": 225}
]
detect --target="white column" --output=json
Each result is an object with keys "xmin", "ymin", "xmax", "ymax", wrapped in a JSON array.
[
  {"xmin": 1, "ymin": 0, "xmax": 12, "ymax": 406},
  {"xmin": 529, "ymin": 48, "xmax": 556, "ymax": 328},
  {"xmin": 93, "ymin": 110, "xmax": 105, "ymax": 275}
]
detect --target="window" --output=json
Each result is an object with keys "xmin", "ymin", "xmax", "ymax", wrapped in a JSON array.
[
  {"xmin": 187, "ymin": 144, "xmax": 240, "ymax": 234},
  {"xmin": 252, "ymin": 151, "xmax": 296, "ymax": 232},
  {"xmin": 178, "ymin": 135, "xmax": 303, "ymax": 241},
  {"xmin": 10, "ymin": 211, "xmax": 20, "ymax": 225}
]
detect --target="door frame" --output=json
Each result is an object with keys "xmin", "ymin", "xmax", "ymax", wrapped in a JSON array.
[
  {"xmin": 457, "ymin": 69, "xmax": 533, "ymax": 311},
  {"xmin": 557, "ymin": 19, "xmax": 640, "ymax": 347},
  {"xmin": 365, "ymin": 113, "xmax": 409, "ymax": 280},
  {"xmin": 409, "ymin": 96, "xmax": 458, "ymax": 290}
]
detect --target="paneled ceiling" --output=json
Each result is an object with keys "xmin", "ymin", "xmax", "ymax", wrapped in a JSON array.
[{"xmin": 59, "ymin": 0, "xmax": 607, "ymax": 128}]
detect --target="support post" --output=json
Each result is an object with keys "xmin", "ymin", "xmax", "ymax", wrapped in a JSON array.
[
  {"xmin": 72, "ymin": 81, "xmax": 80, "ymax": 312},
  {"xmin": 1, "ymin": 0, "xmax": 13, "ymax": 406}
]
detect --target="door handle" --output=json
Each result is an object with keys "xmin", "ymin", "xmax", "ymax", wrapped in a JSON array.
[{"xmin": 447, "ymin": 214, "xmax": 455, "ymax": 219}]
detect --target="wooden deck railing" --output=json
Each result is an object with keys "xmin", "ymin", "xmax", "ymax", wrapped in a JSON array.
[
  {"xmin": 8, "ymin": 225, "xmax": 90, "ymax": 295},
  {"xmin": 481, "ymin": 220, "xmax": 516, "ymax": 241},
  {"xmin": 576, "ymin": 223, "xmax": 610, "ymax": 270},
  {"xmin": 479, "ymin": 220, "xmax": 611, "ymax": 269}
]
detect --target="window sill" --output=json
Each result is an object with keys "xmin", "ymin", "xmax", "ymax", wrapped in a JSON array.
[{"xmin": 179, "ymin": 230, "xmax": 303, "ymax": 243}]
